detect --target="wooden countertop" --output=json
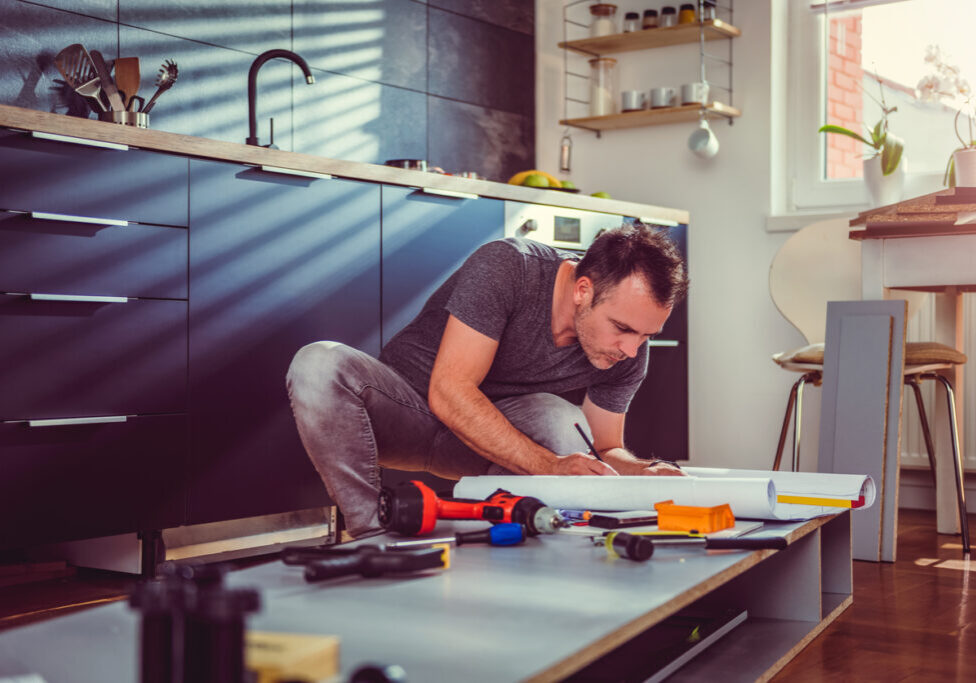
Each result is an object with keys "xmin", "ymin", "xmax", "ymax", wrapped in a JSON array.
[{"xmin": 0, "ymin": 104, "xmax": 688, "ymax": 225}]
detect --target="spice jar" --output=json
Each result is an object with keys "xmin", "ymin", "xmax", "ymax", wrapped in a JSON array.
[
  {"xmin": 678, "ymin": 3, "xmax": 696, "ymax": 23},
  {"xmin": 589, "ymin": 57, "xmax": 617, "ymax": 117},
  {"xmin": 642, "ymin": 9, "xmax": 658, "ymax": 29},
  {"xmin": 623, "ymin": 11, "xmax": 640, "ymax": 32},
  {"xmin": 659, "ymin": 6, "xmax": 677, "ymax": 27},
  {"xmin": 589, "ymin": 3, "xmax": 618, "ymax": 37},
  {"xmin": 701, "ymin": 1, "xmax": 716, "ymax": 21}
]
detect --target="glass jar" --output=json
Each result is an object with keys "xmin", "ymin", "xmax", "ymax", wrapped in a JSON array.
[
  {"xmin": 701, "ymin": 1, "xmax": 716, "ymax": 21},
  {"xmin": 589, "ymin": 3, "xmax": 618, "ymax": 37},
  {"xmin": 678, "ymin": 3, "xmax": 696, "ymax": 23},
  {"xmin": 659, "ymin": 6, "xmax": 677, "ymax": 27},
  {"xmin": 589, "ymin": 57, "xmax": 617, "ymax": 117},
  {"xmin": 623, "ymin": 11, "xmax": 640, "ymax": 32},
  {"xmin": 642, "ymin": 9, "xmax": 658, "ymax": 29}
]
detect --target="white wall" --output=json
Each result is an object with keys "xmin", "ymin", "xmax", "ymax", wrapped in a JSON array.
[{"xmin": 536, "ymin": 0, "xmax": 811, "ymax": 469}]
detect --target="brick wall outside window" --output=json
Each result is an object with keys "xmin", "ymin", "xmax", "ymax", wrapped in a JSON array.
[{"xmin": 826, "ymin": 15, "xmax": 864, "ymax": 179}]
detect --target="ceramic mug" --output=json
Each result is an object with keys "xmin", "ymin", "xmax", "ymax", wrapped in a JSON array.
[
  {"xmin": 681, "ymin": 81, "xmax": 709, "ymax": 105},
  {"xmin": 621, "ymin": 90, "xmax": 646, "ymax": 112},
  {"xmin": 688, "ymin": 119, "xmax": 719, "ymax": 158},
  {"xmin": 649, "ymin": 87, "xmax": 676, "ymax": 108}
]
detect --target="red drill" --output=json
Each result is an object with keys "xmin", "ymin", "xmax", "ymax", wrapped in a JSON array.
[{"xmin": 377, "ymin": 480, "xmax": 567, "ymax": 536}]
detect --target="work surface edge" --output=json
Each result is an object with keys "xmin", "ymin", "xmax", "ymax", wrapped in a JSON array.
[{"xmin": 0, "ymin": 104, "xmax": 688, "ymax": 225}]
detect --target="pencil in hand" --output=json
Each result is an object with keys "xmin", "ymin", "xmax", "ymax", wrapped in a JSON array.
[{"xmin": 574, "ymin": 422, "xmax": 604, "ymax": 462}]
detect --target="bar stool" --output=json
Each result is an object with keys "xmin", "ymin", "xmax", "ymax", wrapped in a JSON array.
[{"xmin": 769, "ymin": 218, "xmax": 969, "ymax": 555}]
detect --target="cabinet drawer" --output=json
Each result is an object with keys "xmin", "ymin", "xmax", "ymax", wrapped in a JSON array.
[
  {"xmin": 0, "ymin": 413, "xmax": 186, "ymax": 549},
  {"xmin": 0, "ymin": 129, "xmax": 188, "ymax": 226},
  {"xmin": 0, "ymin": 296, "xmax": 187, "ymax": 420},
  {"xmin": 0, "ymin": 211, "xmax": 187, "ymax": 299}
]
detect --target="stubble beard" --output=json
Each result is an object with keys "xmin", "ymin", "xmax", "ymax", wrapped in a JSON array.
[{"xmin": 574, "ymin": 303, "xmax": 618, "ymax": 370}]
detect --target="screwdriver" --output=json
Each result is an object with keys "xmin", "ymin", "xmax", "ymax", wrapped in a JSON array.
[{"xmin": 384, "ymin": 523, "xmax": 527, "ymax": 549}]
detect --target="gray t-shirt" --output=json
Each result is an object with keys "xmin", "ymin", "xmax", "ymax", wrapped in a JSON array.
[{"xmin": 379, "ymin": 237, "xmax": 648, "ymax": 414}]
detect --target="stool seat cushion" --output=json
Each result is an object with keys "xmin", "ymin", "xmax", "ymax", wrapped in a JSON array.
[{"xmin": 773, "ymin": 341, "xmax": 967, "ymax": 367}]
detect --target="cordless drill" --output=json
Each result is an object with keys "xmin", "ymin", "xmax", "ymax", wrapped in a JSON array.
[{"xmin": 378, "ymin": 480, "xmax": 567, "ymax": 536}]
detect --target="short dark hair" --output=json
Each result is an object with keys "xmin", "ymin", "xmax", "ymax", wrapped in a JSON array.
[{"xmin": 576, "ymin": 223, "xmax": 689, "ymax": 307}]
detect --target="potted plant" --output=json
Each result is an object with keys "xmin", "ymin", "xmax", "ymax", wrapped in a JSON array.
[
  {"xmin": 818, "ymin": 75, "xmax": 904, "ymax": 206},
  {"xmin": 915, "ymin": 45, "xmax": 976, "ymax": 187}
]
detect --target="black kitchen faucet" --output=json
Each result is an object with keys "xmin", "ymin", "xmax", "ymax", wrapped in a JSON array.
[{"xmin": 246, "ymin": 49, "xmax": 315, "ymax": 147}]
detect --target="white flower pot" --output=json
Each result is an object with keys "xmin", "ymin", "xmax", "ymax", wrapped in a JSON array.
[
  {"xmin": 953, "ymin": 148, "xmax": 976, "ymax": 187},
  {"xmin": 863, "ymin": 155, "xmax": 905, "ymax": 207}
]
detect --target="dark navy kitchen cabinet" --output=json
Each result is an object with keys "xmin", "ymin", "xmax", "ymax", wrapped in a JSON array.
[
  {"xmin": 381, "ymin": 186, "xmax": 504, "ymax": 346},
  {"xmin": 0, "ymin": 129, "xmax": 189, "ymax": 550},
  {"xmin": 625, "ymin": 224, "xmax": 689, "ymax": 462},
  {"xmin": 187, "ymin": 161, "xmax": 381, "ymax": 525}
]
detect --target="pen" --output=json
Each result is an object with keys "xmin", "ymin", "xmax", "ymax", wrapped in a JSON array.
[{"xmin": 574, "ymin": 422, "xmax": 604, "ymax": 462}]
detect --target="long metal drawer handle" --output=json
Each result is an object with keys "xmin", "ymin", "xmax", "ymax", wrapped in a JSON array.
[
  {"xmin": 420, "ymin": 187, "xmax": 479, "ymax": 200},
  {"xmin": 28, "ymin": 415, "xmax": 128, "ymax": 427},
  {"xmin": 259, "ymin": 165, "xmax": 333, "ymax": 180},
  {"xmin": 30, "ymin": 211, "xmax": 128, "ymax": 227},
  {"xmin": 29, "ymin": 293, "xmax": 129, "ymax": 303},
  {"xmin": 647, "ymin": 340, "xmax": 680, "ymax": 347},
  {"xmin": 31, "ymin": 131, "xmax": 129, "ymax": 151}
]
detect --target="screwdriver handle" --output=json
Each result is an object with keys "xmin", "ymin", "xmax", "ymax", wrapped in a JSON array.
[{"xmin": 456, "ymin": 523, "xmax": 526, "ymax": 547}]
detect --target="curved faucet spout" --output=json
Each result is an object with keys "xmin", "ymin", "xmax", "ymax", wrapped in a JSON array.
[{"xmin": 247, "ymin": 49, "xmax": 315, "ymax": 147}]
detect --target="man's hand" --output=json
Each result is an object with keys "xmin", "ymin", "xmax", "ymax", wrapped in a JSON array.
[
  {"xmin": 549, "ymin": 452, "xmax": 619, "ymax": 475},
  {"xmin": 640, "ymin": 461, "xmax": 686, "ymax": 477}
]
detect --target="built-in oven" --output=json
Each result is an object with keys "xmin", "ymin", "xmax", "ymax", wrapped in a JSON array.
[{"xmin": 503, "ymin": 201, "xmax": 689, "ymax": 463}]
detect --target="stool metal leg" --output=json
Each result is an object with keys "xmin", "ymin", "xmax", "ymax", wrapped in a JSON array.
[
  {"xmin": 773, "ymin": 372, "xmax": 819, "ymax": 472},
  {"xmin": 905, "ymin": 377, "xmax": 939, "ymax": 490},
  {"xmin": 922, "ymin": 372, "xmax": 970, "ymax": 557}
]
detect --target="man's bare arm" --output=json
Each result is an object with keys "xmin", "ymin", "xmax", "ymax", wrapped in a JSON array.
[
  {"xmin": 428, "ymin": 315, "xmax": 617, "ymax": 475},
  {"xmin": 582, "ymin": 396, "xmax": 685, "ymax": 476}
]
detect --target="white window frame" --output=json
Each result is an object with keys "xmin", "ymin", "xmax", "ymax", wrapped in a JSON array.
[{"xmin": 787, "ymin": 0, "xmax": 945, "ymax": 211}]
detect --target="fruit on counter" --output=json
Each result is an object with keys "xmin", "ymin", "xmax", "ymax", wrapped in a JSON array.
[
  {"xmin": 590, "ymin": 191, "xmax": 612, "ymax": 199},
  {"xmin": 522, "ymin": 173, "xmax": 550, "ymax": 187},
  {"xmin": 561, "ymin": 180, "xmax": 577, "ymax": 189},
  {"xmin": 507, "ymin": 169, "xmax": 562, "ymax": 187}
]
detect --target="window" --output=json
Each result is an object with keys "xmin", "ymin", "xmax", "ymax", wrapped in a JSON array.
[{"xmin": 788, "ymin": 0, "xmax": 971, "ymax": 210}]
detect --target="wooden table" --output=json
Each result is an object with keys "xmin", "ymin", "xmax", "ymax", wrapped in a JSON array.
[
  {"xmin": 851, "ymin": 190, "xmax": 976, "ymax": 535},
  {"xmin": 0, "ymin": 515, "xmax": 852, "ymax": 682}
]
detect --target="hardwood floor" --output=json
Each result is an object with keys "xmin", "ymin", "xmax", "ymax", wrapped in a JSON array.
[
  {"xmin": 1, "ymin": 509, "xmax": 974, "ymax": 679},
  {"xmin": 775, "ymin": 508, "xmax": 976, "ymax": 681}
]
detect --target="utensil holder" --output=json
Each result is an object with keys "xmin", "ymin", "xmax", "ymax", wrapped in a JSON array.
[{"xmin": 98, "ymin": 110, "xmax": 149, "ymax": 128}]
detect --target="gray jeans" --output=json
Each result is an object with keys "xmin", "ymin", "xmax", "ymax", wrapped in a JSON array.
[{"xmin": 286, "ymin": 341, "xmax": 588, "ymax": 536}]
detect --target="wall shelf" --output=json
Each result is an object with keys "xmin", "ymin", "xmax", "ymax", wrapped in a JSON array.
[
  {"xmin": 558, "ymin": 19, "xmax": 741, "ymax": 56},
  {"xmin": 561, "ymin": 101, "xmax": 741, "ymax": 132}
]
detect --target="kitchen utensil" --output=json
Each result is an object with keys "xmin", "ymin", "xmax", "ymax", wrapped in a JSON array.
[
  {"xmin": 649, "ymin": 86, "xmax": 676, "ymax": 108},
  {"xmin": 621, "ymin": 90, "xmax": 646, "ymax": 112},
  {"xmin": 98, "ymin": 110, "xmax": 149, "ymax": 128},
  {"xmin": 53, "ymin": 43, "xmax": 97, "ymax": 90},
  {"xmin": 129, "ymin": 95, "xmax": 145, "ymax": 112},
  {"xmin": 142, "ymin": 59, "xmax": 178, "ymax": 115},
  {"xmin": 74, "ymin": 76, "xmax": 107, "ymax": 112},
  {"xmin": 688, "ymin": 118, "xmax": 719, "ymax": 158},
  {"xmin": 113, "ymin": 57, "xmax": 141, "ymax": 109},
  {"xmin": 681, "ymin": 82, "xmax": 709, "ymax": 105},
  {"xmin": 89, "ymin": 49, "xmax": 126, "ymax": 111}
]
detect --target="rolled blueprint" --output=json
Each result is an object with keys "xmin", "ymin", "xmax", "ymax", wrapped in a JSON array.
[{"xmin": 453, "ymin": 469, "xmax": 876, "ymax": 521}]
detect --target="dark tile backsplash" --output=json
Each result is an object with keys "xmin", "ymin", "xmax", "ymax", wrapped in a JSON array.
[{"xmin": 1, "ymin": 0, "xmax": 534, "ymax": 182}]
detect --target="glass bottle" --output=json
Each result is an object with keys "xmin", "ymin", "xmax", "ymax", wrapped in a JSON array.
[
  {"xmin": 678, "ymin": 3, "xmax": 696, "ymax": 24},
  {"xmin": 589, "ymin": 3, "xmax": 618, "ymax": 37},
  {"xmin": 623, "ymin": 12, "xmax": 640, "ymax": 32},
  {"xmin": 589, "ymin": 57, "xmax": 618, "ymax": 117},
  {"xmin": 659, "ymin": 6, "xmax": 677, "ymax": 27},
  {"xmin": 642, "ymin": 9, "xmax": 658, "ymax": 29}
]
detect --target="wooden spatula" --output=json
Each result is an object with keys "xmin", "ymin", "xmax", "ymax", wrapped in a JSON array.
[{"xmin": 114, "ymin": 57, "xmax": 140, "ymax": 109}]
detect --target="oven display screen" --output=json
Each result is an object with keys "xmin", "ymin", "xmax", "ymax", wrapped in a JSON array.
[{"xmin": 553, "ymin": 216, "xmax": 581, "ymax": 244}]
